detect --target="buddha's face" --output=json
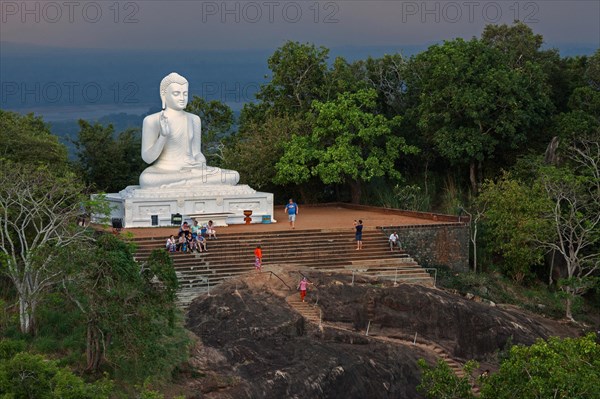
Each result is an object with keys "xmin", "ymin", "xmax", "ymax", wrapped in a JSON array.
[{"xmin": 163, "ymin": 83, "xmax": 188, "ymax": 111}]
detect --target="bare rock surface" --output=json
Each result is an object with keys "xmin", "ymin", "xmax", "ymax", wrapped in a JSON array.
[{"xmin": 183, "ymin": 266, "xmax": 578, "ymax": 398}]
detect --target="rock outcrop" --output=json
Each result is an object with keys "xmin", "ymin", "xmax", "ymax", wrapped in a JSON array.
[{"xmin": 184, "ymin": 268, "xmax": 576, "ymax": 398}]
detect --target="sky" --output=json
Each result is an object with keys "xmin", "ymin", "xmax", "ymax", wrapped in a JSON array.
[
  {"xmin": 1, "ymin": 0, "xmax": 599, "ymax": 51},
  {"xmin": 0, "ymin": 0, "xmax": 598, "ymax": 123}
]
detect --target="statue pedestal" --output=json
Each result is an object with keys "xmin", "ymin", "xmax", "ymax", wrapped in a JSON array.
[{"xmin": 93, "ymin": 184, "xmax": 275, "ymax": 228}]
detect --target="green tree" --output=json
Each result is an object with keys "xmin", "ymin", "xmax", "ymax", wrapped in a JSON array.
[
  {"xmin": 551, "ymin": 56, "xmax": 600, "ymax": 144},
  {"xmin": 417, "ymin": 358, "xmax": 478, "ymax": 399},
  {"xmin": 256, "ymin": 41, "xmax": 330, "ymax": 114},
  {"xmin": 225, "ymin": 114, "xmax": 311, "ymax": 190},
  {"xmin": 73, "ymin": 120, "xmax": 144, "ymax": 192},
  {"xmin": 0, "ymin": 350, "xmax": 113, "ymax": 398},
  {"xmin": 586, "ymin": 49, "xmax": 600, "ymax": 90},
  {"xmin": 363, "ymin": 53, "xmax": 410, "ymax": 117},
  {"xmin": 481, "ymin": 21, "xmax": 571, "ymax": 116},
  {"xmin": 481, "ymin": 21, "xmax": 545, "ymax": 68},
  {"xmin": 186, "ymin": 96, "xmax": 234, "ymax": 165},
  {"xmin": 418, "ymin": 335, "xmax": 600, "ymax": 399},
  {"xmin": 478, "ymin": 172, "xmax": 554, "ymax": 283},
  {"xmin": 228, "ymin": 42, "xmax": 327, "ymax": 195},
  {"xmin": 63, "ymin": 235, "xmax": 186, "ymax": 380},
  {"xmin": 0, "ymin": 110, "xmax": 69, "ymax": 169},
  {"xmin": 480, "ymin": 334, "xmax": 600, "ymax": 399},
  {"xmin": 409, "ymin": 37, "xmax": 553, "ymax": 194},
  {"xmin": 275, "ymin": 89, "xmax": 418, "ymax": 203},
  {"xmin": 0, "ymin": 161, "xmax": 98, "ymax": 335},
  {"xmin": 538, "ymin": 139, "xmax": 600, "ymax": 320},
  {"xmin": 324, "ymin": 56, "xmax": 368, "ymax": 100}
]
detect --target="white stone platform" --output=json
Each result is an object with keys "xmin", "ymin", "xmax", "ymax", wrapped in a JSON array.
[{"xmin": 94, "ymin": 184, "xmax": 275, "ymax": 228}]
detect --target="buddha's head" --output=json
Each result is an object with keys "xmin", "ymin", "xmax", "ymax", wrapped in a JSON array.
[{"xmin": 160, "ymin": 72, "xmax": 189, "ymax": 111}]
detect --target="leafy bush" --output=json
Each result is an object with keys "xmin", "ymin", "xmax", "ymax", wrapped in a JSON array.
[
  {"xmin": 417, "ymin": 358, "xmax": 478, "ymax": 399},
  {"xmin": 419, "ymin": 334, "xmax": 600, "ymax": 399},
  {"xmin": 0, "ymin": 350, "xmax": 113, "ymax": 398},
  {"xmin": 0, "ymin": 338, "xmax": 26, "ymax": 360},
  {"xmin": 481, "ymin": 334, "xmax": 600, "ymax": 399}
]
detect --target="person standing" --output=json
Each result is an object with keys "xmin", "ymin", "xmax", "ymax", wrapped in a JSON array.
[
  {"xmin": 354, "ymin": 219, "xmax": 363, "ymax": 250},
  {"xmin": 284, "ymin": 198, "xmax": 299, "ymax": 229},
  {"xmin": 298, "ymin": 276, "xmax": 312, "ymax": 302},
  {"xmin": 254, "ymin": 245, "xmax": 263, "ymax": 272},
  {"xmin": 389, "ymin": 231, "xmax": 400, "ymax": 251}
]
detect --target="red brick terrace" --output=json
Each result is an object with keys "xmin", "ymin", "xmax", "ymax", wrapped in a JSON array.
[{"xmin": 117, "ymin": 203, "xmax": 463, "ymax": 238}]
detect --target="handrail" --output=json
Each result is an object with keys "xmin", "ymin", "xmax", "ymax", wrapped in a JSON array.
[
  {"xmin": 349, "ymin": 267, "xmax": 438, "ymax": 287},
  {"xmin": 268, "ymin": 271, "xmax": 292, "ymax": 290},
  {"xmin": 424, "ymin": 268, "xmax": 438, "ymax": 287}
]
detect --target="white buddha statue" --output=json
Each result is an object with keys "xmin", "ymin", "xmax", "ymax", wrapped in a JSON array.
[{"xmin": 139, "ymin": 72, "xmax": 240, "ymax": 188}]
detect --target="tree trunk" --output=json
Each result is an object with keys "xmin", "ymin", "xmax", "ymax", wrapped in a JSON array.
[
  {"xmin": 86, "ymin": 323, "xmax": 103, "ymax": 372},
  {"xmin": 472, "ymin": 222, "xmax": 478, "ymax": 274},
  {"xmin": 565, "ymin": 296, "xmax": 573, "ymax": 321},
  {"xmin": 548, "ymin": 251, "xmax": 555, "ymax": 286},
  {"xmin": 298, "ymin": 187, "xmax": 307, "ymax": 204},
  {"xmin": 469, "ymin": 161, "xmax": 478, "ymax": 195},
  {"xmin": 424, "ymin": 159, "xmax": 429, "ymax": 198},
  {"xmin": 349, "ymin": 179, "xmax": 362, "ymax": 204},
  {"xmin": 18, "ymin": 296, "xmax": 35, "ymax": 335},
  {"xmin": 477, "ymin": 160, "xmax": 483, "ymax": 190}
]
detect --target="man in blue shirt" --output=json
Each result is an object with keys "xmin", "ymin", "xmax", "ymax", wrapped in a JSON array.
[{"xmin": 284, "ymin": 198, "xmax": 299, "ymax": 229}]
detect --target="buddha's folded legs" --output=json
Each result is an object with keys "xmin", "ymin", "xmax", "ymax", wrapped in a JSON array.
[{"xmin": 140, "ymin": 166, "xmax": 240, "ymax": 188}]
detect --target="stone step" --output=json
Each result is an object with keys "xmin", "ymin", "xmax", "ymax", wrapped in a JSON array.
[
  {"xmin": 164, "ymin": 255, "xmax": 413, "ymax": 269},
  {"xmin": 349, "ymin": 257, "xmax": 415, "ymax": 266},
  {"xmin": 130, "ymin": 228, "xmax": 384, "ymax": 241},
  {"xmin": 135, "ymin": 242, "xmax": 404, "ymax": 257},
  {"xmin": 286, "ymin": 295, "xmax": 322, "ymax": 322},
  {"xmin": 135, "ymin": 228, "xmax": 434, "ymax": 306},
  {"xmin": 133, "ymin": 233, "xmax": 390, "ymax": 247},
  {"xmin": 134, "ymin": 234, "xmax": 390, "ymax": 247},
  {"xmin": 155, "ymin": 245, "xmax": 408, "ymax": 255}
]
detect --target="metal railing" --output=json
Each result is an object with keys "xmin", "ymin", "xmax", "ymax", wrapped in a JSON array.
[
  {"xmin": 350, "ymin": 267, "xmax": 438, "ymax": 287},
  {"xmin": 268, "ymin": 271, "xmax": 293, "ymax": 290},
  {"xmin": 297, "ymin": 270, "xmax": 318, "ymax": 286},
  {"xmin": 424, "ymin": 268, "xmax": 438, "ymax": 287}
]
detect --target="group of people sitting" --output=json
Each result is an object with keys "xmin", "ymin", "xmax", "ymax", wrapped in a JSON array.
[{"xmin": 165, "ymin": 220, "xmax": 217, "ymax": 254}]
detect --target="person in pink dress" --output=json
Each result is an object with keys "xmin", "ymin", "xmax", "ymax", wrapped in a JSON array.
[{"xmin": 298, "ymin": 277, "xmax": 312, "ymax": 302}]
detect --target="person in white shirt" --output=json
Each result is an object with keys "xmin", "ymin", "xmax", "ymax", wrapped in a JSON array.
[{"xmin": 389, "ymin": 232, "xmax": 400, "ymax": 251}]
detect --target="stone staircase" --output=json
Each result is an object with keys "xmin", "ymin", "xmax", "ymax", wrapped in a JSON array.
[
  {"xmin": 133, "ymin": 228, "xmax": 434, "ymax": 306},
  {"xmin": 286, "ymin": 293, "xmax": 321, "ymax": 325},
  {"xmin": 285, "ymin": 292, "xmax": 468, "ymax": 382}
]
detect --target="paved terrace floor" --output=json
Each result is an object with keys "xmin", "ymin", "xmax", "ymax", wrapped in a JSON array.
[{"xmin": 110, "ymin": 204, "xmax": 458, "ymax": 239}]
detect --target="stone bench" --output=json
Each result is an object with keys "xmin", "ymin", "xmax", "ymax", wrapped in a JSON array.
[{"xmin": 187, "ymin": 212, "xmax": 236, "ymax": 227}]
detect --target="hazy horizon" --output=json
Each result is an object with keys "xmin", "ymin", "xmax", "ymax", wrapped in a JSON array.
[
  {"xmin": 2, "ymin": 41, "xmax": 597, "ymax": 121},
  {"xmin": 1, "ymin": 0, "xmax": 598, "ymax": 124}
]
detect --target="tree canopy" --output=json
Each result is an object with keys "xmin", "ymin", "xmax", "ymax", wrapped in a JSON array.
[
  {"xmin": 72, "ymin": 120, "xmax": 145, "ymax": 193},
  {"xmin": 0, "ymin": 160, "xmax": 95, "ymax": 334},
  {"xmin": 275, "ymin": 89, "xmax": 418, "ymax": 203},
  {"xmin": 409, "ymin": 36, "xmax": 553, "ymax": 193},
  {"xmin": 419, "ymin": 334, "xmax": 600, "ymax": 399},
  {"xmin": 0, "ymin": 110, "xmax": 69, "ymax": 169}
]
